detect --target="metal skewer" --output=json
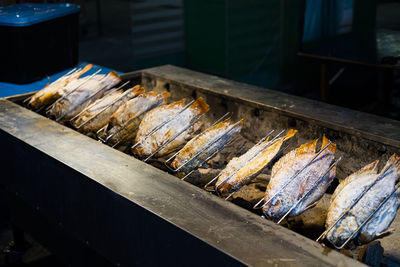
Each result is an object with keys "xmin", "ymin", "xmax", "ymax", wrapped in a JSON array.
[
  {"xmin": 276, "ymin": 157, "xmax": 342, "ymax": 224},
  {"xmin": 55, "ymin": 73, "xmax": 112, "ymax": 122},
  {"xmin": 259, "ymin": 141, "xmax": 333, "ymax": 210},
  {"xmin": 215, "ymin": 130, "xmax": 285, "ymax": 192},
  {"xmin": 223, "ymin": 143, "xmax": 290, "ymax": 201},
  {"xmin": 164, "ymin": 113, "xmax": 231, "ymax": 166},
  {"xmin": 143, "ymin": 113, "xmax": 206, "ymax": 162},
  {"xmin": 45, "ymin": 69, "xmax": 102, "ymax": 112},
  {"xmin": 69, "ymin": 86, "xmax": 121, "ymax": 122},
  {"xmin": 316, "ymin": 162, "xmax": 397, "ymax": 243},
  {"xmin": 74, "ymin": 82, "xmax": 132, "ymax": 129},
  {"xmin": 104, "ymin": 107, "xmax": 153, "ymax": 146},
  {"xmin": 180, "ymin": 135, "xmax": 241, "ymax": 181},
  {"xmin": 334, "ymin": 181, "xmax": 400, "ymax": 250},
  {"xmin": 23, "ymin": 67, "xmax": 79, "ymax": 104},
  {"xmin": 164, "ymin": 112, "xmax": 232, "ymax": 171},
  {"xmin": 131, "ymin": 99, "xmax": 195, "ymax": 150},
  {"xmin": 203, "ymin": 129, "xmax": 276, "ymax": 190},
  {"xmin": 253, "ymin": 141, "xmax": 333, "ymax": 210}
]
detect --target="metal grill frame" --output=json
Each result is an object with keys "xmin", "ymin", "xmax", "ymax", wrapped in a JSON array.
[{"xmin": 2, "ymin": 65, "xmax": 399, "ymax": 266}]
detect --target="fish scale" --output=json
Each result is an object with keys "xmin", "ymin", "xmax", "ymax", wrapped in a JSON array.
[
  {"xmin": 326, "ymin": 154, "xmax": 400, "ymax": 247},
  {"xmin": 263, "ymin": 136, "xmax": 336, "ymax": 219}
]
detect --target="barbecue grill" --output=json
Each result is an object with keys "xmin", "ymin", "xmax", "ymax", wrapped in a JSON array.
[{"xmin": 1, "ymin": 65, "xmax": 399, "ymax": 266}]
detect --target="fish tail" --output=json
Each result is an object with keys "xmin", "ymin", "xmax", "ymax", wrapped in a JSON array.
[
  {"xmin": 209, "ymin": 117, "xmax": 232, "ymax": 132},
  {"xmin": 108, "ymin": 71, "xmax": 120, "ymax": 79},
  {"xmin": 321, "ymin": 136, "xmax": 336, "ymax": 155},
  {"xmin": 230, "ymin": 118, "xmax": 244, "ymax": 131},
  {"xmin": 191, "ymin": 97, "xmax": 210, "ymax": 115},
  {"xmin": 160, "ymin": 91, "xmax": 170, "ymax": 102},
  {"xmin": 283, "ymin": 129, "xmax": 297, "ymax": 141},
  {"xmin": 77, "ymin": 64, "xmax": 93, "ymax": 77},
  {"xmin": 361, "ymin": 160, "xmax": 380, "ymax": 174}
]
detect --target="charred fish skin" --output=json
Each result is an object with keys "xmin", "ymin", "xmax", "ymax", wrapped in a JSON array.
[
  {"xmin": 262, "ymin": 136, "xmax": 336, "ymax": 219},
  {"xmin": 170, "ymin": 118, "xmax": 244, "ymax": 173},
  {"xmin": 325, "ymin": 154, "xmax": 400, "ymax": 247},
  {"xmin": 29, "ymin": 64, "xmax": 93, "ymax": 109},
  {"xmin": 105, "ymin": 91, "xmax": 170, "ymax": 146},
  {"xmin": 133, "ymin": 97, "xmax": 210, "ymax": 158},
  {"xmin": 215, "ymin": 129, "xmax": 298, "ymax": 195},
  {"xmin": 48, "ymin": 74, "xmax": 106, "ymax": 119},
  {"xmin": 49, "ymin": 71, "xmax": 121, "ymax": 121},
  {"xmin": 74, "ymin": 85, "xmax": 145, "ymax": 133},
  {"xmin": 357, "ymin": 186, "xmax": 400, "ymax": 244}
]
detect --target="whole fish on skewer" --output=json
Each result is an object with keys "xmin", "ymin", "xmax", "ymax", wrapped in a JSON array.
[
  {"xmin": 133, "ymin": 97, "xmax": 210, "ymax": 158},
  {"xmin": 325, "ymin": 154, "xmax": 400, "ymax": 247},
  {"xmin": 71, "ymin": 85, "xmax": 145, "ymax": 133},
  {"xmin": 262, "ymin": 136, "xmax": 336, "ymax": 219},
  {"xmin": 48, "ymin": 71, "xmax": 120, "ymax": 121},
  {"xmin": 29, "ymin": 64, "xmax": 93, "ymax": 109},
  {"xmin": 103, "ymin": 91, "xmax": 170, "ymax": 146},
  {"xmin": 170, "ymin": 118, "xmax": 244, "ymax": 173},
  {"xmin": 215, "ymin": 129, "xmax": 297, "ymax": 195}
]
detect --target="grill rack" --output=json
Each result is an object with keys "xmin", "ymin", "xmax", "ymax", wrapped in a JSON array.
[
  {"xmin": 70, "ymin": 81, "xmax": 131, "ymax": 129},
  {"xmin": 203, "ymin": 129, "xmax": 287, "ymax": 201},
  {"xmin": 19, "ymin": 65, "xmax": 400, "ymax": 254},
  {"xmin": 163, "ymin": 112, "xmax": 241, "ymax": 179},
  {"xmin": 252, "ymin": 140, "xmax": 333, "ymax": 210}
]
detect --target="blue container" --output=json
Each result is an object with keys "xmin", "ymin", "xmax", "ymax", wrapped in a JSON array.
[{"xmin": 0, "ymin": 4, "xmax": 80, "ymax": 84}]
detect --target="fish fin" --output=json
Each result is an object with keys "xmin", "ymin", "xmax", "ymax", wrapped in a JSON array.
[
  {"xmin": 131, "ymin": 84, "xmax": 146, "ymax": 95},
  {"xmin": 160, "ymin": 91, "xmax": 170, "ymax": 103},
  {"xmin": 271, "ymin": 139, "xmax": 318, "ymax": 178},
  {"xmin": 298, "ymin": 139, "xmax": 319, "ymax": 155},
  {"xmin": 168, "ymin": 98, "xmax": 186, "ymax": 109},
  {"xmin": 74, "ymin": 64, "xmax": 93, "ymax": 79},
  {"xmin": 331, "ymin": 160, "xmax": 379, "ymax": 201},
  {"xmin": 191, "ymin": 97, "xmax": 210, "ymax": 115},
  {"xmin": 283, "ymin": 129, "xmax": 298, "ymax": 141},
  {"xmin": 227, "ymin": 118, "xmax": 244, "ymax": 132},
  {"xmin": 321, "ymin": 136, "xmax": 336, "ymax": 155},
  {"xmin": 108, "ymin": 71, "xmax": 120, "ymax": 80},
  {"xmin": 80, "ymin": 64, "xmax": 93, "ymax": 74}
]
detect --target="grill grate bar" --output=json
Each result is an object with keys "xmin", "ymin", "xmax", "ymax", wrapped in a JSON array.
[{"xmin": 143, "ymin": 113, "xmax": 206, "ymax": 162}]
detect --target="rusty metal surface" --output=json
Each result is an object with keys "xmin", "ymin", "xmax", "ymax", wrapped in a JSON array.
[{"xmin": 0, "ymin": 98, "xmax": 364, "ymax": 266}]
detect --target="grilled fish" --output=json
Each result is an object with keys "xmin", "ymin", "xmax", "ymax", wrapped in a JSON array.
[
  {"xmin": 29, "ymin": 64, "xmax": 93, "ymax": 109},
  {"xmin": 71, "ymin": 85, "xmax": 145, "ymax": 133},
  {"xmin": 262, "ymin": 136, "xmax": 336, "ymax": 219},
  {"xmin": 170, "ymin": 118, "xmax": 244, "ymax": 173},
  {"xmin": 215, "ymin": 129, "xmax": 297, "ymax": 195},
  {"xmin": 326, "ymin": 154, "xmax": 400, "ymax": 247},
  {"xmin": 133, "ymin": 97, "xmax": 210, "ymax": 158},
  {"xmin": 103, "ymin": 91, "xmax": 170, "ymax": 146},
  {"xmin": 48, "ymin": 71, "xmax": 120, "ymax": 121}
]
